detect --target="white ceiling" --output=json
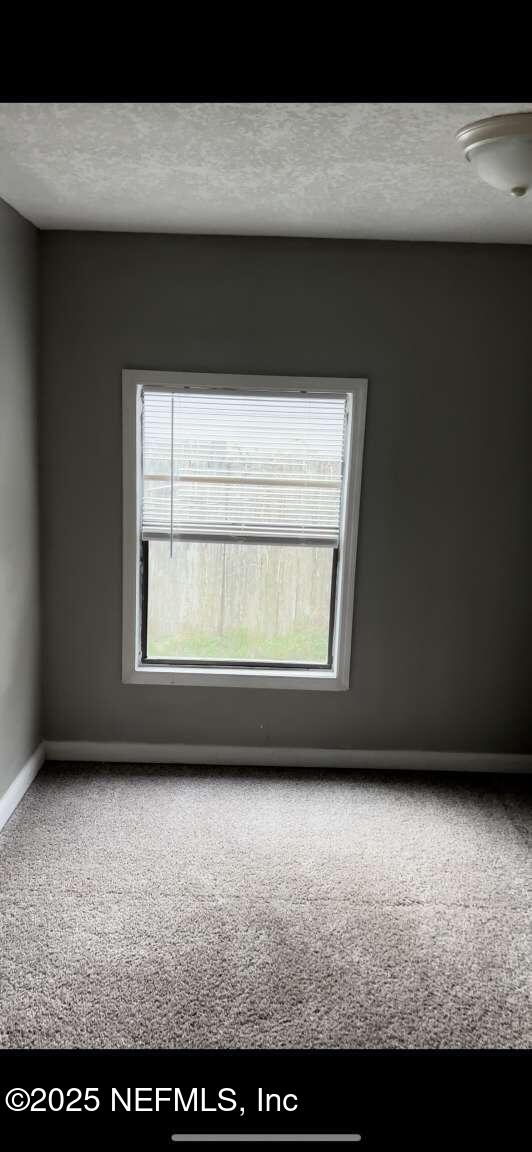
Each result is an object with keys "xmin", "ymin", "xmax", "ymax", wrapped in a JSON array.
[{"xmin": 1, "ymin": 102, "xmax": 532, "ymax": 243}]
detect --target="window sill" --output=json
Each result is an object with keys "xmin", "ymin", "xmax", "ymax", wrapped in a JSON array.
[{"xmin": 123, "ymin": 663, "xmax": 349, "ymax": 691}]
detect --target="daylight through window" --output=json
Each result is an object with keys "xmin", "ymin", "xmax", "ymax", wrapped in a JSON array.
[{"xmin": 140, "ymin": 389, "xmax": 348, "ymax": 668}]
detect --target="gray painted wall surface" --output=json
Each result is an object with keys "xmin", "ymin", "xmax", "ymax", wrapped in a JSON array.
[
  {"xmin": 40, "ymin": 233, "xmax": 532, "ymax": 752},
  {"xmin": 0, "ymin": 200, "xmax": 40, "ymax": 796}
]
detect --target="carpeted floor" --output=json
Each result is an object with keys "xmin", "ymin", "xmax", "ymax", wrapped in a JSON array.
[{"xmin": 0, "ymin": 763, "xmax": 530, "ymax": 1049}]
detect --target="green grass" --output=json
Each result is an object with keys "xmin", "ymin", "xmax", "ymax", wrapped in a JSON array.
[{"xmin": 148, "ymin": 627, "xmax": 329, "ymax": 664}]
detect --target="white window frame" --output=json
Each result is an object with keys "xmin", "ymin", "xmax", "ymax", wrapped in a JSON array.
[{"xmin": 122, "ymin": 370, "xmax": 367, "ymax": 690}]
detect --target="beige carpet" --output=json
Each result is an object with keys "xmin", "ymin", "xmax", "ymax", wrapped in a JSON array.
[{"xmin": 0, "ymin": 763, "xmax": 530, "ymax": 1049}]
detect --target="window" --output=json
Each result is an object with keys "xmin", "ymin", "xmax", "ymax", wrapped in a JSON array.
[{"xmin": 123, "ymin": 372, "xmax": 367, "ymax": 689}]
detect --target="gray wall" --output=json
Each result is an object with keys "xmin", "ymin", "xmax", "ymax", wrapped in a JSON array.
[
  {"xmin": 40, "ymin": 232, "xmax": 532, "ymax": 752},
  {"xmin": 0, "ymin": 200, "xmax": 40, "ymax": 797}
]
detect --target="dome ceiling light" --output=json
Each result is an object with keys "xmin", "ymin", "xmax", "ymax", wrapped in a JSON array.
[{"xmin": 456, "ymin": 111, "xmax": 532, "ymax": 198}]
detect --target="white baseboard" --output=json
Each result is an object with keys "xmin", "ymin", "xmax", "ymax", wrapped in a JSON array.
[
  {"xmin": 0, "ymin": 743, "xmax": 45, "ymax": 833},
  {"xmin": 44, "ymin": 741, "xmax": 532, "ymax": 774}
]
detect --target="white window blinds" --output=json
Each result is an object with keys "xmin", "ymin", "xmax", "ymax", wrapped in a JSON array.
[{"xmin": 141, "ymin": 389, "xmax": 347, "ymax": 547}]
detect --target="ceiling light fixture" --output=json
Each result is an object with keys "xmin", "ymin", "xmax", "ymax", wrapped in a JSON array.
[{"xmin": 456, "ymin": 111, "xmax": 532, "ymax": 198}]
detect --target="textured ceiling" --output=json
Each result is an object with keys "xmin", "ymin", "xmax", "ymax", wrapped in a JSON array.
[{"xmin": 1, "ymin": 102, "xmax": 532, "ymax": 243}]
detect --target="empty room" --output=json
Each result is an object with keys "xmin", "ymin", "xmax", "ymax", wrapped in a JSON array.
[{"xmin": 0, "ymin": 101, "xmax": 530, "ymax": 1079}]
